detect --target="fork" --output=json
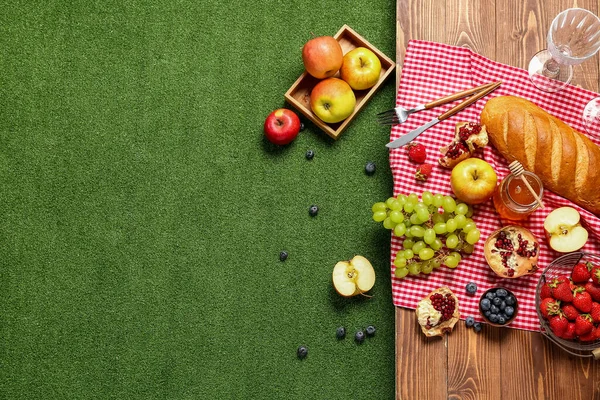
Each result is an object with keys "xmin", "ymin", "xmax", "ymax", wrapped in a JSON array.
[{"xmin": 376, "ymin": 82, "xmax": 497, "ymax": 125}]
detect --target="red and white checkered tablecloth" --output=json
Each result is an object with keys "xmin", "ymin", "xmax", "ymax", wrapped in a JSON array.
[{"xmin": 389, "ymin": 40, "xmax": 600, "ymax": 331}]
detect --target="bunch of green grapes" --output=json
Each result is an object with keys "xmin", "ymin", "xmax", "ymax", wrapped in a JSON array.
[{"xmin": 371, "ymin": 191, "xmax": 481, "ymax": 279}]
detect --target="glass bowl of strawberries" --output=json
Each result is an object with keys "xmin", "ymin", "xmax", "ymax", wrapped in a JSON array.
[{"xmin": 535, "ymin": 252, "xmax": 600, "ymax": 358}]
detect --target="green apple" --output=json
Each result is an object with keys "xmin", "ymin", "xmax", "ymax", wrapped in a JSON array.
[
  {"xmin": 340, "ymin": 47, "xmax": 382, "ymax": 90},
  {"xmin": 450, "ymin": 158, "xmax": 498, "ymax": 204},
  {"xmin": 310, "ymin": 78, "xmax": 356, "ymax": 124},
  {"xmin": 332, "ymin": 255, "xmax": 376, "ymax": 297}
]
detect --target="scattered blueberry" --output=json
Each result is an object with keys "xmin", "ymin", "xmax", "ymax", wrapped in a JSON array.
[
  {"xmin": 466, "ymin": 282, "xmax": 477, "ymax": 295},
  {"xmin": 504, "ymin": 306, "xmax": 515, "ymax": 317},
  {"xmin": 305, "ymin": 150, "xmax": 315, "ymax": 160},
  {"xmin": 473, "ymin": 322, "xmax": 482, "ymax": 333},
  {"xmin": 279, "ymin": 251, "xmax": 288, "ymax": 262},
  {"xmin": 505, "ymin": 295, "xmax": 516, "ymax": 306},
  {"xmin": 300, "ymin": 122, "xmax": 305, "ymax": 131},
  {"xmin": 480, "ymin": 298, "xmax": 491, "ymax": 311},
  {"xmin": 309, "ymin": 205, "xmax": 319, "ymax": 217},
  {"xmin": 492, "ymin": 296, "xmax": 502, "ymax": 306},
  {"xmin": 366, "ymin": 325, "xmax": 376, "ymax": 337},
  {"xmin": 485, "ymin": 291, "xmax": 496, "ymax": 300},
  {"xmin": 465, "ymin": 316, "xmax": 475, "ymax": 327},
  {"xmin": 355, "ymin": 330, "xmax": 365, "ymax": 343},
  {"xmin": 496, "ymin": 288, "xmax": 508, "ymax": 298},
  {"xmin": 497, "ymin": 316, "xmax": 507, "ymax": 325},
  {"xmin": 336, "ymin": 326, "xmax": 346, "ymax": 339},
  {"xmin": 489, "ymin": 314, "xmax": 499, "ymax": 323},
  {"xmin": 297, "ymin": 345, "xmax": 308, "ymax": 359},
  {"xmin": 365, "ymin": 162, "xmax": 376, "ymax": 176},
  {"xmin": 490, "ymin": 305, "xmax": 499, "ymax": 314},
  {"xmin": 499, "ymin": 301, "xmax": 506, "ymax": 310}
]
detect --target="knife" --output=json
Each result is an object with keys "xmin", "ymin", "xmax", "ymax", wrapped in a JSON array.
[{"xmin": 386, "ymin": 81, "xmax": 502, "ymax": 149}]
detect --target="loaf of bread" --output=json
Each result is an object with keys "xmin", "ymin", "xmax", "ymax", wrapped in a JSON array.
[{"xmin": 480, "ymin": 96, "xmax": 600, "ymax": 216}]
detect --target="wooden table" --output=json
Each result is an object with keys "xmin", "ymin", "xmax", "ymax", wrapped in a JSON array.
[{"xmin": 395, "ymin": 1, "xmax": 600, "ymax": 399}]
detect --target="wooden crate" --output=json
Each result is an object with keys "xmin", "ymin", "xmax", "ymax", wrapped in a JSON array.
[{"xmin": 284, "ymin": 25, "xmax": 396, "ymax": 140}]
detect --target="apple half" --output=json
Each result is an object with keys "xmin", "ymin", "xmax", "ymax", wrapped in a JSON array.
[
  {"xmin": 332, "ymin": 255, "xmax": 376, "ymax": 297},
  {"xmin": 543, "ymin": 206, "xmax": 589, "ymax": 253}
]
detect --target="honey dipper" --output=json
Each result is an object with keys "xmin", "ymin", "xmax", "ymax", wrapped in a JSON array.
[{"xmin": 508, "ymin": 160, "xmax": 545, "ymax": 209}]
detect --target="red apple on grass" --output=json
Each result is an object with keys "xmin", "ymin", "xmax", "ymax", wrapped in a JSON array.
[
  {"xmin": 302, "ymin": 36, "xmax": 343, "ymax": 79},
  {"xmin": 450, "ymin": 158, "xmax": 498, "ymax": 204},
  {"xmin": 310, "ymin": 78, "xmax": 356, "ymax": 124},
  {"xmin": 263, "ymin": 109, "xmax": 301, "ymax": 145},
  {"xmin": 340, "ymin": 47, "xmax": 382, "ymax": 90}
]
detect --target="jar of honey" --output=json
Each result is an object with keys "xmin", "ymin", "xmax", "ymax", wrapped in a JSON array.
[{"xmin": 492, "ymin": 171, "xmax": 543, "ymax": 221}]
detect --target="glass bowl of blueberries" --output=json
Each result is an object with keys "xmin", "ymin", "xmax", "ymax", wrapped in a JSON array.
[{"xmin": 479, "ymin": 287, "xmax": 518, "ymax": 326}]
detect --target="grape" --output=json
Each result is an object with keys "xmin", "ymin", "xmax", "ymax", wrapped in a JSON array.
[
  {"xmin": 408, "ymin": 262, "xmax": 422, "ymax": 275},
  {"xmin": 450, "ymin": 251, "xmax": 462, "ymax": 263},
  {"xmin": 390, "ymin": 210, "xmax": 404, "ymax": 223},
  {"xmin": 407, "ymin": 193, "xmax": 419, "ymax": 204},
  {"xmin": 424, "ymin": 228, "xmax": 436, "ymax": 244},
  {"xmin": 402, "ymin": 239, "xmax": 415, "ymax": 250},
  {"xmin": 421, "ymin": 261, "xmax": 434, "ymax": 274},
  {"xmin": 465, "ymin": 206, "xmax": 474, "ymax": 218},
  {"xmin": 409, "ymin": 225, "xmax": 425, "ymax": 237},
  {"xmin": 442, "ymin": 211, "xmax": 453, "ymax": 222},
  {"xmin": 430, "ymin": 259, "xmax": 442, "ymax": 269},
  {"xmin": 446, "ymin": 234, "xmax": 459, "ymax": 249},
  {"xmin": 394, "ymin": 256, "xmax": 407, "ymax": 268},
  {"xmin": 432, "ymin": 194, "xmax": 444, "ymax": 207},
  {"xmin": 422, "ymin": 191, "xmax": 433, "ymax": 205},
  {"xmin": 394, "ymin": 223, "xmax": 407, "ymax": 237},
  {"xmin": 383, "ymin": 217, "xmax": 395, "ymax": 230},
  {"xmin": 410, "ymin": 213, "xmax": 421, "ymax": 225},
  {"xmin": 430, "ymin": 238, "xmax": 443, "ymax": 251},
  {"xmin": 373, "ymin": 211, "xmax": 387, "ymax": 222},
  {"xmin": 385, "ymin": 197, "xmax": 397, "ymax": 208},
  {"xmin": 412, "ymin": 241, "xmax": 426, "ymax": 253},
  {"xmin": 397, "ymin": 194, "xmax": 407, "ymax": 205},
  {"xmin": 419, "ymin": 247, "xmax": 434, "ymax": 260},
  {"xmin": 403, "ymin": 249, "xmax": 414, "ymax": 259},
  {"xmin": 395, "ymin": 267, "xmax": 409, "ymax": 278},
  {"xmin": 403, "ymin": 202, "xmax": 415, "ymax": 213},
  {"xmin": 416, "ymin": 207, "xmax": 430, "ymax": 222},
  {"xmin": 396, "ymin": 250, "xmax": 406, "ymax": 258},
  {"xmin": 389, "ymin": 200, "xmax": 402, "ymax": 211},
  {"xmin": 454, "ymin": 214, "xmax": 467, "ymax": 229},
  {"xmin": 444, "ymin": 254, "xmax": 459, "ymax": 268},
  {"xmin": 372, "ymin": 202, "xmax": 387, "ymax": 213},
  {"xmin": 433, "ymin": 222, "xmax": 447, "ymax": 235},
  {"xmin": 442, "ymin": 196, "xmax": 457, "ymax": 213},
  {"xmin": 446, "ymin": 218, "xmax": 458, "ymax": 233},
  {"xmin": 462, "ymin": 221, "xmax": 476, "ymax": 233},
  {"xmin": 404, "ymin": 229, "xmax": 414, "ymax": 238},
  {"xmin": 455, "ymin": 203, "xmax": 469, "ymax": 215},
  {"xmin": 432, "ymin": 212, "xmax": 445, "ymax": 224},
  {"xmin": 462, "ymin": 243, "xmax": 475, "ymax": 254},
  {"xmin": 466, "ymin": 228, "xmax": 481, "ymax": 244}
]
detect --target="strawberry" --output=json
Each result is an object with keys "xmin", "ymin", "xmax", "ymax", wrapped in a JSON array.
[
  {"xmin": 591, "ymin": 302, "xmax": 600, "ymax": 323},
  {"xmin": 551, "ymin": 278, "xmax": 574, "ymax": 303},
  {"xmin": 562, "ymin": 322, "xmax": 576, "ymax": 340},
  {"xmin": 540, "ymin": 282, "xmax": 553, "ymax": 300},
  {"xmin": 573, "ymin": 287, "xmax": 593, "ymax": 313},
  {"xmin": 561, "ymin": 304, "xmax": 580, "ymax": 321},
  {"xmin": 415, "ymin": 164, "xmax": 433, "ymax": 181},
  {"xmin": 585, "ymin": 282, "xmax": 600, "ymax": 301},
  {"xmin": 578, "ymin": 328, "xmax": 598, "ymax": 342},
  {"xmin": 572, "ymin": 261, "xmax": 592, "ymax": 283},
  {"xmin": 540, "ymin": 297, "xmax": 561, "ymax": 319},
  {"xmin": 549, "ymin": 314, "xmax": 569, "ymax": 337},
  {"xmin": 575, "ymin": 314, "xmax": 594, "ymax": 336},
  {"xmin": 591, "ymin": 265, "xmax": 600, "ymax": 285},
  {"xmin": 407, "ymin": 142, "xmax": 427, "ymax": 163}
]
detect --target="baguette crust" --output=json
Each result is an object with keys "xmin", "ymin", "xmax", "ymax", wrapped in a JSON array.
[{"xmin": 481, "ymin": 96, "xmax": 600, "ymax": 215}]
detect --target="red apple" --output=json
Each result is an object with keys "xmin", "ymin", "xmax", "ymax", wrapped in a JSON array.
[
  {"xmin": 310, "ymin": 78, "xmax": 356, "ymax": 124},
  {"xmin": 263, "ymin": 109, "xmax": 301, "ymax": 145},
  {"xmin": 450, "ymin": 158, "xmax": 498, "ymax": 204},
  {"xmin": 302, "ymin": 36, "xmax": 343, "ymax": 79}
]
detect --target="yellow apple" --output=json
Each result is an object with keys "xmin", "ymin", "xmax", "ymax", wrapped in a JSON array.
[
  {"xmin": 332, "ymin": 255, "xmax": 376, "ymax": 297},
  {"xmin": 450, "ymin": 158, "xmax": 498, "ymax": 204},
  {"xmin": 310, "ymin": 78, "xmax": 356, "ymax": 124},
  {"xmin": 340, "ymin": 47, "xmax": 382, "ymax": 90},
  {"xmin": 302, "ymin": 36, "xmax": 343, "ymax": 79}
]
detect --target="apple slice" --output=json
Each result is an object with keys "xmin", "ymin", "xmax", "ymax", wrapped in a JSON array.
[
  {"xmin": 544, "ymin": 206, "xmax": 589, "ymax": 253},
  {"xmin": 332, "ymin": 255, "xmax": 376, "ymax": 297}
]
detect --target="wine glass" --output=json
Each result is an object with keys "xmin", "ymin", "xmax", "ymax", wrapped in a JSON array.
[{"xmin": 528, "ymin": 8, "xmax": 600, "ymax": 93}]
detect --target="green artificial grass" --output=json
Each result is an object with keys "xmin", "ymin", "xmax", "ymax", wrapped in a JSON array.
[{"xmin": 0, "ymin": 0, "xmax": 397, "ymax": 398}]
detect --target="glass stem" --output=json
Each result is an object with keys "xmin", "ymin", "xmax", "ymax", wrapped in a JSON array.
[{"xmin": 543, "ymin": 59, "xmax": 561, "ymax": 78}]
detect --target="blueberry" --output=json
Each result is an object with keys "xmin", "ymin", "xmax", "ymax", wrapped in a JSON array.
[
  {"xmin": 499, "ymin": 301, "xmax": 506, "ymax": 310},
  {"xmin": 504, "ymin": 306, "xmax": 515, "ymax": 317},
  {"xmin": 465, "ymin": 316, "xmax": 475, "ymax": 327},
  {"xmin": 466, "ymin": 282, "xmax": 477, "ymax": 295},
  {"xmin": 473, "ymin": 322, "xmax": 482, "ymax": 333},
  {"xmin": 305, "ymin": 150, "xmax": 315, "ymax": 160},
  {"xmin": 480, "ymin": 298, "xmax": 491, "ymax": 311},
  {"xmin": 355, "ymin": 330, "xmax": 365, "ymax": 343},
  {"xmin": 495, "ymin": 288, "xmax": 508, "ymax": 298},
  {"xmin": 490, "ymin": 305, "xmax": 499, "ymax": 314},
  {"xmin": 365, "ymin": 162, "xmax": 376, "ymax": 176},
  {"xmin": 484, "ymin": 310, "xmax": 491, "ymax": 318},
  {"xmin": 505, "ymin": 295, "xmax": 516, "ymax": 306},
  {"xmin": 336, "ymin": 327, "xmax": 346, "ymax": 339},
  {"xmin": 489, "ymin": 314, "xmax": 499, "ymax": 323},
  {"xmin": 309, "ymin": 205, "xmax": 319, "ymax": 217},
  {"xmin": 497, "ymin": 316, "xmax": 507, "ymax": 325},
  {"xmin": 485, "ymin": 291, "xmax": 496, "ymax": 300},
  {"xmin": 492, "ymin": 297, "xmax": 502, "ymax": 306},
  {"xmin": 300, "ymin": 122, "xmax": 305, "ymax": 131},
  {"xmin": 297, "ymin": 345, "xmax": 308, "ymax": 359},
  {"xmin": 279, "ymin": 251, "xmax": 288, "ymax": 262},
  {"xmin": 366, "ymin": 325, "xmax": 376, "ymax": 337}
]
